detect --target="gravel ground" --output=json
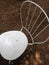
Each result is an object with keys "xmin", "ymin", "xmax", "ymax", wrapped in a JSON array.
[{"xmin": 0, "ymin": 0, "xmax": 49, "ymax": 65}]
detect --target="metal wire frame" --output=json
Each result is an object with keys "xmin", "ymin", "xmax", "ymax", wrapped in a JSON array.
[{"xmin": 20, "ymin": 0, "xmax": 49, "ymax": 45}]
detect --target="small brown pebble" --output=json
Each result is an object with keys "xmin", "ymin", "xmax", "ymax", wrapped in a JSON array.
[
  {"xmin": 35, "ymin": 52, "xmax": 43, "ymax": 64},
  {"xmin": 33, "ymin": 59, "xmax": 38, "ymax": 65},
  {"xmin": 30, "ymin": 48, "xmax": 32, "ymax": 51},
  {"xmin": 48, "ymin": 44, "xmax": 49, "ymax": 48},
  {"xmin": 26, "ymin": 54, "xmax": 29, "ymax": 58},
  {"xmin": 25, "ymin": 60, "xmax": 29, "ymax": 65},
  {"xmin": 46, "ymin": 54, "xmax": 49, "ymax": 60}
]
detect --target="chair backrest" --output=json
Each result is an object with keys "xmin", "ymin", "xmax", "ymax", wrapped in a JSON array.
[{"xmin": 20, "ymin": 0, "xmax": 49, "ymax": 45}]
